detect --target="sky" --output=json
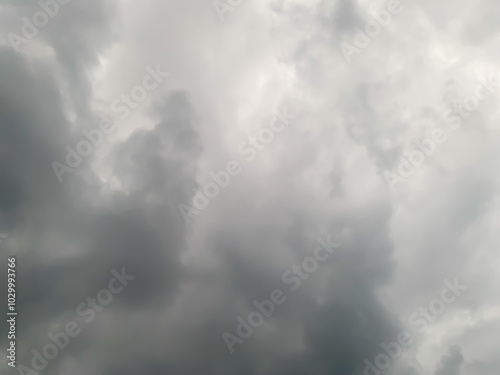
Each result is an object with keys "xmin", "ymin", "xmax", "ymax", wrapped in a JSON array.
[{"xmin": 0, "ymin": 0, "xmax": 499, "ymax": 374}]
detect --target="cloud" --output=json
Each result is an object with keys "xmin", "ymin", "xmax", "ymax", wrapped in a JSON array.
[
  {"xmin": 435, "ymin": 346, "xmax": 465, "ymax": 375},
  {"xmin": 0, "ymin": 0, "xmax": 499, "ymax": 374}
]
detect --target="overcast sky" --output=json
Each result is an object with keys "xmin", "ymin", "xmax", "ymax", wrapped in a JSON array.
[{"xmin": 0, "ymin": 0, "xmax": 499, "ymax": 374}]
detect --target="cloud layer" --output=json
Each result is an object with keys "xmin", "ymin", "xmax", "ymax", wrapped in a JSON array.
[{"xmin": 1, "ymin": 0, "xmax": 499, "ymax": 374}]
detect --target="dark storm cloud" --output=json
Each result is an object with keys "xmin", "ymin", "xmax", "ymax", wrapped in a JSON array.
[
  {"xmin": 0, "ymin": 1, "xmax": 203, "ymax": 373},
  {"xmin": 435, "ymin": 346, "xmax": 465, "ymax": 375},
  {"xmin": 0, "ymin": 83, "xmax": 204, "ymax": 372}
]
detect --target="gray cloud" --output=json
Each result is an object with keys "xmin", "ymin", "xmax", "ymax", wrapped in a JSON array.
[
  {"xmin": 435, "ymin": 346, "xmax": 465, "ymax": 375},
  {"xmin": 0, "ymin": 0, "xmax": 499, "ymax": 374}
]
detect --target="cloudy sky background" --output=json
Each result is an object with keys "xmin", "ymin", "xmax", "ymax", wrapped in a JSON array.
[{"xmin": 0, "ymin": 0, "xmax": 500, "ymax": 374}]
